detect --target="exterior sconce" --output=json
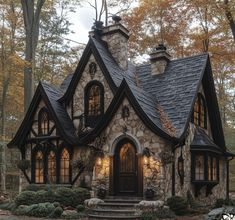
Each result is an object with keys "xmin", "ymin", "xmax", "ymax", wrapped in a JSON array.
[
  {"xmin": 97, "ymin": 157, "xmax": 102, "ymax": 166},
  {"xmin": 178, "ymin": 148, "xmax": 184, "ymax": 186},
  {"xmin": 143, "ymin": 155, "xmax": 149, "ymax": 166},
  {"xmin": 143, "ymin": 147, "xmax": 151, "ymax": 166}
]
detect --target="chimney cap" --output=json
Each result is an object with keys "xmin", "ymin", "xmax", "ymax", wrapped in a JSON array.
[
  {"xmin": 112, "ymin": 15, "xmax": 122, "ymax": 24},
  {"xmin": 156, "ymin": 43, "xmax": 167, "ymax": 51}
]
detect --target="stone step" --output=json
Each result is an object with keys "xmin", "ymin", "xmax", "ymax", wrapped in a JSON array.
[
  {"xmin": 98, "ymin": 202, "xmax": 137, "ymax": 210},
  {"xmin": 91, "ymin": 208, "xmax": 137, "ymax": 216},
  {"xmin": 104, "ymin": 199, "xmax": 141, "ymax": 204},
  {"xmin": 88, "ymin": 213, "xmax": 140, "ymax": 220}
]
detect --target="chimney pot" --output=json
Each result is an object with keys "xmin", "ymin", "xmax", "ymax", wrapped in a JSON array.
[{"xmin": 150, "ymin": 43, "xmax": 171, "ymax": 75}]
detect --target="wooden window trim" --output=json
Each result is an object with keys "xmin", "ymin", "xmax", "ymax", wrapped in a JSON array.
[
  {"xmin": 38, "ymin": 108, "xmax": 50, "ymax": 136},
  {"xmin": 192, "ymin": 93, "xmax": 207, "ymax": 129},
  {"xmin": 84, "ymin": 81, "xmax": 104, "ymax": 127}
]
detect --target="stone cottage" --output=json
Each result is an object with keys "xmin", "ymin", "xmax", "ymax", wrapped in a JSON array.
[{"xmin": 8, "ymin": 19, "xmax": 234, "ymax": 205}]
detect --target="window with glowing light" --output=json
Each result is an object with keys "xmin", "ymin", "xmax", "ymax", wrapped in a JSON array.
[
  {"xmin": 48, "ymin": 151, "xmax": 56, "ymax": 183},
  {"xmin": 35, "ymin": 151, "xmax": 44, "ymax": 183},
  {"xmin": 192, "ymin": 93, "xmax": 207, "ymax": 129},
  {"xmin": 60, "ymin": 148, "xmax": 70, "ymax": 183},
  {"xmin": 195, "ymin": 155, "xmax": 204, "ymax": 180},
  {"xmin": 84, "ymin": 81, "xmax": 104, "ymax": 127},
  {"xmin": 38, "ymin": 108, "xmax": 50, "ymax": 135},
  {"xmin": 192, "ymin": 154, "xmax": 219, "ymax": 182}
]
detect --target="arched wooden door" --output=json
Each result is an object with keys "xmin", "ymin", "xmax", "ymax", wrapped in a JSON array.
[{"xmin": 114, "ymin": 140, "xmax": 138, "ymax": 196}]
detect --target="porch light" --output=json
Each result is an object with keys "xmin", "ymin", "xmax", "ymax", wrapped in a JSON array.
[
  {"xmin": 143, "ymin": 155, "xmax": 149, "ymax": 165},
  {"xmin": 143, "ymin": 147, "xmax": 151, "ymax": 166},
  {"xmin": 97, "ymin": 157, "xmax": 102, "ymax": 166}
]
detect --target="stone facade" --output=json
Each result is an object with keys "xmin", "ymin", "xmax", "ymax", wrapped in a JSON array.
[
  {"xmin": 90, "ymin": 98, "xmax": 173, "ymax": 201},
  {"xmin": 72, "ymin": 54, "xmax": 114, "ymax": 131}
]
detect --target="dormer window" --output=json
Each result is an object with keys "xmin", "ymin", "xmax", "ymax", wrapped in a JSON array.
[
  {"xmin": 192, "ymin": 93, "xmax": 207, "ymax": 129},
  {"xmin": 38, "ymin": 108, "xmax": 49, "ymax": 135},
  {"xmin": 85, "ymin": 81, "xmax": 104, "ymax": 127}
]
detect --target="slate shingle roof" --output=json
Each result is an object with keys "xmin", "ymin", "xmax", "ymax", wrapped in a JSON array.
[
  {"xmin": 8, "ymin": 34, "xmax": 225, "ymax": 148},
  {"xmin": 136, "ymin": 54, "xmax": 208, "ymax": 136},
  {"xmin": 91, "ymin": 36, "xmax": 208, "ymax": 138}
]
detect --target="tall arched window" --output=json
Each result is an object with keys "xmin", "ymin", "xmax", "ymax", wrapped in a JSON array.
[
  {"xmin": 60, "ymin": 148, "xmax": 70, "ymax": 183},
  {"xmin": 85, "ymin": 81, "xmax": 104, "ymax": 127},
  {"xmin": 35, "ymin": 151, "xmax": 44, "ymax": 183},
  {"xmin": 47, "ymin": 151, "xmax": 56, "ymax": 183},
  {"xmin": 38, "ymin": 108, "xmax": 49, "ymax": 135},
  {"xmin": 192, "ymin": 93, "xmax": 207, "ymax": 129}
]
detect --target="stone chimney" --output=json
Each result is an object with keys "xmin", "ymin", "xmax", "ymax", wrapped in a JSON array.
[
  {"xmin": 90, "ymin": 16, "xmax": 129, "ymax": 70},
  {"xmin": 150, "ymin": 44, "xmax": 171, "ymax": 75}
]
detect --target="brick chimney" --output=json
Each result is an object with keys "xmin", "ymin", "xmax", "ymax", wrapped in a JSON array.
[
  {"xmin": 150, "ymin": 44, "xmax": 171, "ymax": 75},
  {"xmin": 90, "ymin": 16, "xmax": 129, "ymax": 70}
]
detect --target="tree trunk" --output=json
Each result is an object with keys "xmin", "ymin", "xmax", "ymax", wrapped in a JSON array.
[
  {"xmin": 224, "ymin": 0, "xmax": 235, "ymax": 42},
  {"xmin": 21, "ymin": 0, "xmax": 45, "ymax": 112}
]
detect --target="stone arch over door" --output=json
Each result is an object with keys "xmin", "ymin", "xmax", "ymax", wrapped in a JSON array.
[{"xmin": 109, "ymin": 134, "xmax": 143, "ymax": 197}]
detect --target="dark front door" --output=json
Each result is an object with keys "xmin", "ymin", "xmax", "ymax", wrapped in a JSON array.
[{"xmin": 114, "ymin": 140, "xmax": 138, "ymax": 196}]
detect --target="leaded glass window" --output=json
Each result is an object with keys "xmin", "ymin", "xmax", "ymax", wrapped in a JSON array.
[
  {"xmin": 87, "ymin": 85, "xmax": 102, "ymax": 116},
  {"xmin": 192, "ymin": 94, "xmax": 207, "ymax": 129},
  {"xmin": 195, "ymin": 155, "xmax": 204, "ymax": 180},
  {"xmin": 38, "ymin": 109, "xmax": 49, "ymax": 135},
  {"xmin": 60, "ymin": 148, "xmax": 70, "ymax": 183},
  {"xmin": 48, "ymin": 151, "xmax": 56, "ymax": 183},
  {"xmin": 35, "ymin": 151, "xmax": 44, "ymax": 183}
]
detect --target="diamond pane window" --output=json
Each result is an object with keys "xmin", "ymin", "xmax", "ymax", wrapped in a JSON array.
[
  {"xmin": 60, "ymin": 148, "xmax": 70, "ymax": 183},
  {"xmin": 35, "ymin": 151, "xmax": 44, "ymax": 183},
  {"xmin": 192, "ymin": 94, "xmax": 207, "ymax": 129},
  {"xmin": 48, "ymin": 151, "xmax": 56, "ymax": 183}
]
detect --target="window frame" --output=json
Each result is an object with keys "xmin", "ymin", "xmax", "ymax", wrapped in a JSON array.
[
  {"xmin": 191, "ymin": 153, "xmax": 219, "ymax": 182},
  {"xmin": 84, "ymin": 81, "xmax": 104, "ymax": 127},
  {"xmin": 192, "ymin": 93, "xmax": 207, "ymax": 129},
  {"xmin": 38, "ymin": 108, "xmax": 50, "ymax": 136},
  {"xmin": 32, "ymin": 144, "xmax": 72, "ymax": 184}
]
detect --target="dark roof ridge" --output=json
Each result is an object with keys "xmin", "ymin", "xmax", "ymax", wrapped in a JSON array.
[{"xmin": 170, "ymin": 52, "xmax": 208, "ymax": 63}]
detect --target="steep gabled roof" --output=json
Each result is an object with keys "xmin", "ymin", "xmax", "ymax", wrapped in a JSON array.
[
  {"xmin": 8, "ymin": 82, "xmax": 78, "ymax": 147},
  {"xmin": 9, "ymin": 33, "xmax": 225, "ymax": 150},
  {"xmin": 79, "ymin": 80, "xmax": 178, "ymax": 144}
]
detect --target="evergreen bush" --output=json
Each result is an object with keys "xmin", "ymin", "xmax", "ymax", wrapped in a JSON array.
[
  {"xmin": 167, "ymin": 196, "xmax": 189, "ymax": 215},
  {"xmin": 48, "ymin": 206, "xmax": 63, "ymax": 218},
  {"xmin": 15, "ymin": 187, "xmax": 90, "ymax": 208},
  {"xmin": 15, "ymin": 191, "xmax": 37, "ymax": 206},
  {"xmin": 77, "ymin": 204, "xmax": 85, "ymax": 212}
]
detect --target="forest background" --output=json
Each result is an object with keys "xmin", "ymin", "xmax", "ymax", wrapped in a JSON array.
[{"xmin": 1, "ymin": 0, "xmax": 235, "ymax": 190}]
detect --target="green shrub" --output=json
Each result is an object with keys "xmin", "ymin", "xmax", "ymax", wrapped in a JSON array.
[
  {"xmin": 55, "ymin": 187, "xmax": 90, "ymax": 207},
  {"xmin": 0, "ymin": 202, "xmax": 17, "ymax": 211},
  {"xmin": 15, "ymin": 191, "xmax": 36, "ymax": 206},
  {"xmin": 15, "ymin": 186, "xmax": 90, "ymax": 208},
  {"xmin": 24, "ymin": 184, "xmax": 49, "ymax": 192},
  {"xmin": 72, "ymin": 188, "xmax": 90, "ymax": 206},
  {"xmin": 77, "ymin": 204, "xmax": 85, "ymax": 212},
  {"xmin": 53, "ymin": 202, "xmax": 60, "ymax": 207},
  {"xmin": 214, "ymin": 199, "xmax": 225, "ymax": 208},
  {"xmin": 49, "ymin": 206, "xmax": 63, "ymax": 218},
  {"xmin": 36, "ymin": 189, "xmax": 55, "ymax": 203},
  {"xmin": 167, "ymin": 196, "xmax": 188, "ymax": 215},
  {"xmin": 14, "ymin": 202, "xmax": 56, "ymax": 217},
  {"xmin": 141, "ymin": 209, "xmax": 175, "ymax": 220},
  {"xmin": 214, "ymin": 198, "xmax": 235, "ymax": 208}
]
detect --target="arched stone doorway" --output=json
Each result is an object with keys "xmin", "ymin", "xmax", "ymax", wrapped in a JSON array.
[{"xmin": 110, "ymin": 138, "xmax": 143, "ymax": 197}]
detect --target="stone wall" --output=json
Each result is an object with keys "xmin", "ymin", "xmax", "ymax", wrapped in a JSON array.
[
  {"xmin": 174, "ymin": 123, "xmax": 227, "ymax": 205},
  {"xmin": 91, "ymin": 98, "xmax": 172, "ymax": 200},
  {"xmin": 73, "ymin": 54, "xmax": 114, "ymax": 130}
]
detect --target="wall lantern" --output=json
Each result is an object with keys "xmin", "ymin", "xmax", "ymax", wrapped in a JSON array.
[
  {"xmin": 177, "ymin": 147, "xmax": 184, "ymax": 186},
  {"xmin": 97, "ymin": 157, "xmax": 102, "ymax": 166},
  {"xmin": 143, "ymin": 147, "xmax": 151, "ymax": 166},
  {"xmin": 96, "ymin": 150, "xmax": 104, "ymax": 167}
]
